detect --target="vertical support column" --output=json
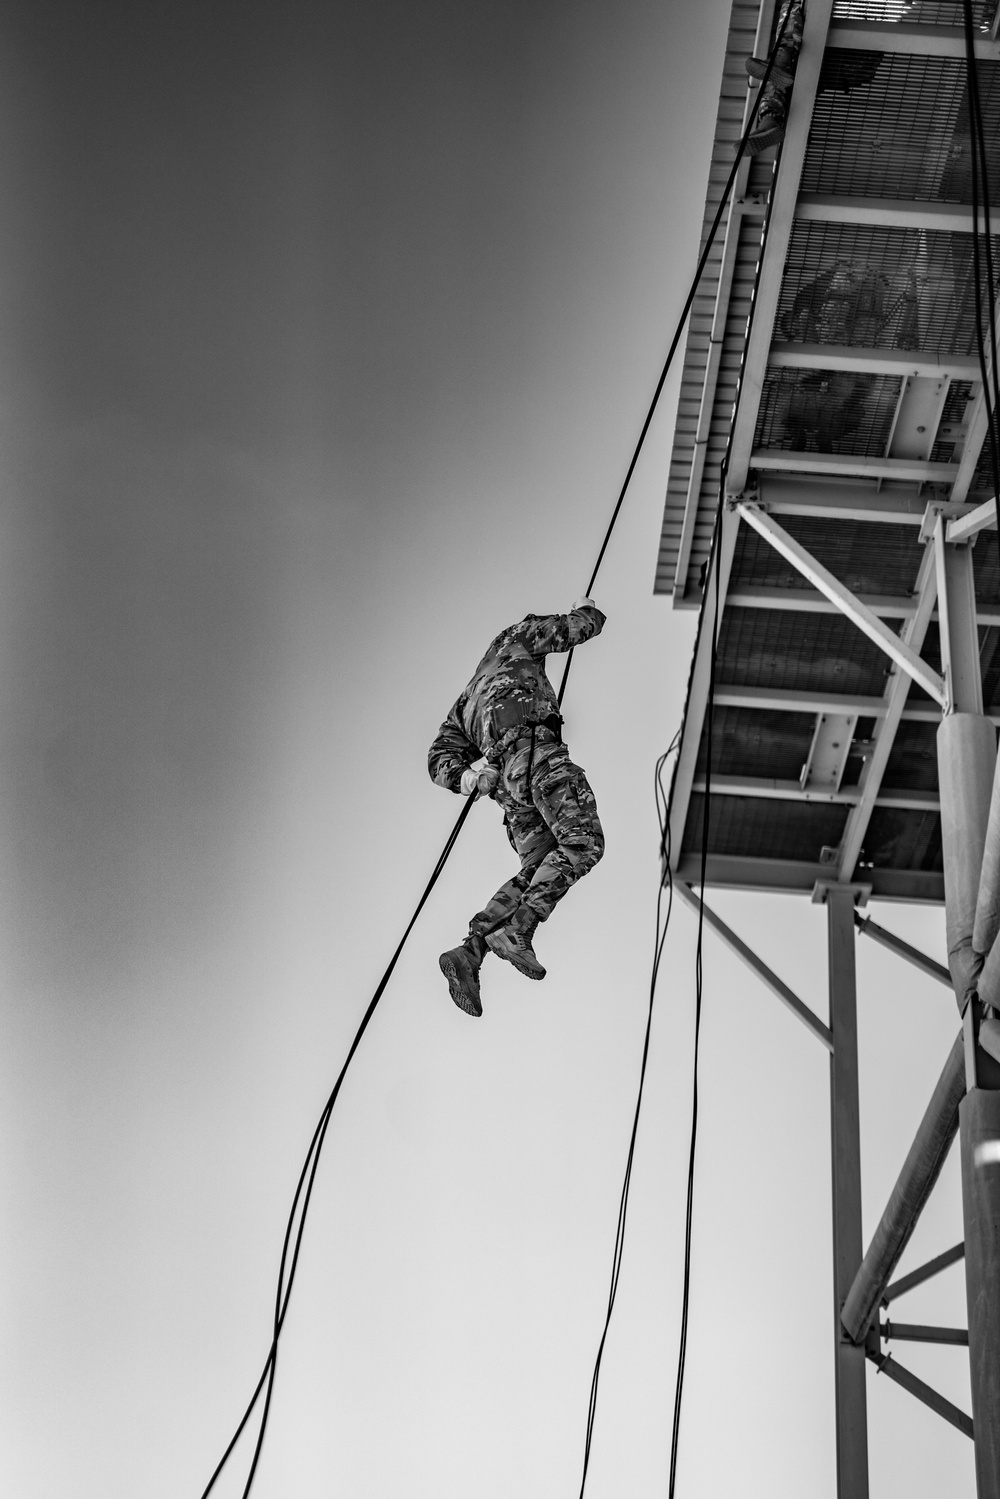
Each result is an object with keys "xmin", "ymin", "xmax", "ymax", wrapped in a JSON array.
[
  {"xmin": 825, "ymin": 885, "xmax": 869, "ymax": 1499},
  {"xmin": 961, "ymin": 1090, "xmax": 1000, "ymax": 1497},
  {"xmin": 934, "ymin": 512, "xmax": 1000, "ymax": 1494},
  {"xmin": 934, "ymin": 515, "xmax": 983, "ymax": 717}
]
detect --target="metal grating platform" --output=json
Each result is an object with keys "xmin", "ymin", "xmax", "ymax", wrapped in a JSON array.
[
  {"xmin": 778, "ymin": 221, "xmax": 1000, "ymax": 353},
  {"xmin": 659, "ymin": 0, "xmax": 1000, "ymax": 902},
  {"xmin": 802, "ymin": 52, "xmax": 1000, "ymax": 202}
]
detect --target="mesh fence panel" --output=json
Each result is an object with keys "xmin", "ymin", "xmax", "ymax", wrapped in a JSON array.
[
  {"xmin": 802, "ymin": 52, "xmax": 1000, "ymax": 202},
  {"xmin": 754, "ymin": 366, "xmax": 902, "ymax": 453},
  {"xmin": 858, "ymin": 807, "xmax": 943, "ymax": 871},
  {"xmin": 717, "ymin": 607, "xmax": 896, "ymax": 695},
  {"xmin": 694, "ymin": 705, "xmax": 817, "ymax": 779},
  {"xmin": 777, "ymin": 223, "xmax": 1000, "ymax": 353},
  {"xmin": 684, "ymin": 793, "xmax": 850, "ymax": 863},
  {"xmin": 831, "ymin": 1, "xmax": 996, "ymax": 23},
  {"xmin": 732, "ymin": 514, "xmax": 925, "ymax": 594}
]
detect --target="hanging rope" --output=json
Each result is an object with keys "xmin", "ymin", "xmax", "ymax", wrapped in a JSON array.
[
  {"xmin": 577, "ymin": 10, "xmax": 794, "ymax": 1494},
  {"xmin": 200, "ymin": 793, "xmax": 476, "ymax": 1499},
  {"xmin": 201, "ymin": 11, "xmax": 796, "ymax": 1495},
  {"xmin": 963, "ymin": 0, "xmax": 1000, "ymax": 562},
  {"xmin": 557, "ymin": 0, "xmax": 791, "ymax": 711}
]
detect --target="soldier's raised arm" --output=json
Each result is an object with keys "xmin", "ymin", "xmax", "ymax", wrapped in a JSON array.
[{"xmin": 519, "ymin": 598, "xmax": 606, "ymax": 658}]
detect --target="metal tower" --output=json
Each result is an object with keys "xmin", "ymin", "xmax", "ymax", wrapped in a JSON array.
[{"xmin": 661, "ymin": 2, "xmax": 1000, "ymax": 1493}]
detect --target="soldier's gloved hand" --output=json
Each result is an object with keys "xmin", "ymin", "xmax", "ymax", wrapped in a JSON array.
[
  {"xmin": 573, "ymin": 595, "xmax": 598, "ymax": 611},
  {"xmin": 460, "ymin": 759, "xmax": 499, "ymax": 796},
  {"xmin": 476, "ymin": 764, "xmax": 500, "ymax": 796}
]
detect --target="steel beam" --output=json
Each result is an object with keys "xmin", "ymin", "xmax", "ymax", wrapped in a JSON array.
[
  {"xmin": 934, "ymin": 515, "xmax": 983, "ymax": 715},
  {"xmin": 750, "ymin": 450, "xmax": 960, "ymax": 483},
  {"xmin": 824, "ymin": 886, "xmax": 869, "ymax": 1499},
  {"xmin": 948, "ymin": 497, "xmax": 997, "ymax": 545},
  {"xmin": 736, "ymin": 503, "xmax": 947, "ymax": 706},
  {"xmin": 758, "ymin": 476, "xmax": 931, "ymax": 522},
  {"xmin": 727, "ymin": 0, "xmax": 836, "ymax": 493},
  {"xmin": 950, "ymin": 291, "xmax": 1000, "ymax": 503},
  {"xmin": 841, "ymin": 1030, "xmax": 966, "ymax": 1344},
  {"xmin": 715, "ymin": 685, "xmax": 887, "ymax": 715},
  {"xmin": 834, "ymin": 546, "xmax": 939, "ymax": 882},
  {"xmin": 713, "ymin": 683, "xmax": 1000, "ymax": 725},
  {"xmin": 769, "ymin": 344, "xmax": 981, "ymax": 380},
  {"xmin": 883, "ymin": 1242, "xmax": 965, "ymax": 1305},
  {"xmin": 853, "ymin": 913, "xmax": 952, "ymax": 989},
  {"xmin": 674, "ymin": 880, "xmax": 832, "ymax": 1049},
  {"xmin": 725, "ymin": 586, "xmax": 916, "ymax": 617},
  {"xmin": 668, "ymin": 509, "xmax": 739, "ymax": 872},
  {"xmin": 724, "ymin": 584, "xmax": 1000, "ymax": 630},
  {"xmin": 691, "ymin": 775, "xmax": 938, "ymax": 811},
  {"xmin": 961, "ymin": 1089, "xmax": 1000, "ymax": 1494},
  {"xmin": 674, "ymin": 852, "xmax": 944, "ymax": 902},
  {"xmin": 881, "ymin": 1320, "xmax": 968, "ymax": 1347},
  {"xmin": 827, "ymin": 20, "xmax": 999, "ymax": 58},
  {"xmin": 672, "ymin": 0, "xmax": 777, "ymax": 596},
  {"xmin": 795, "ymin": 194, "xmax": 975, "ymax": 233},
  {"xmin": 866, "ymin": 1350, "xmax": 973, "ymax": 1439}
]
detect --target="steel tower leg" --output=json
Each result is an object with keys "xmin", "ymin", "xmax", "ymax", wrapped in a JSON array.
[
  {"xmin": 826, "ymin": 886, "xmax": 869, "ymax": 1499},
  {"xmin": 961, "ymin": 1090, "xmax": 1000, "ymax": 1495},
  {"xmin": 935, "ymin": 519, "xmax": 1000, "ymax": 1493}
]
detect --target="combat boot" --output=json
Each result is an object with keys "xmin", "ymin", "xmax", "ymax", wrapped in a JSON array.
[
  {"xmin": 744, "ymin": 54, "xmax": 795, "ymax": 88},
  {"xmin": 439, "ymin": 935, "xmax": 486, "ymax": 1017},
  {"xmin": 746, "ymin": 113, "xmax": 786, "ymax": 155},
  {"xmin": 486, "ymin": 911, "xmax": 546, "ymax": 981}
]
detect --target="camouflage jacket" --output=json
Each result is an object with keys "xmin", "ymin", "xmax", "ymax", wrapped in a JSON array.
[{"xmin": 427, "ymin": 604, "xmax": 606, "ymax": 793}]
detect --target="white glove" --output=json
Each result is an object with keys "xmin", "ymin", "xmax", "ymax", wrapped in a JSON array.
[
  {"xmin": 460, "ymin": 759, "xmax": 499, "ymax": 796},
  {"xmin": 573, "ymin": 595, "xmax": 597, "ymax": 611}
]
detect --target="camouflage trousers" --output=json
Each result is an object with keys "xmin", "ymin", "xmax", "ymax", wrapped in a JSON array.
[
  {"xmin": 468, "ymin": 743, "xmax": 604, "ymax": 938},
  {"xmin": 759, "ymin": 0, "xmax": 803, "ymax": 123}
]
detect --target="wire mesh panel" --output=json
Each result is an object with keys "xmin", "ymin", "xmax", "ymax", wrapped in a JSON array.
[
  {"xmin": 754, "ymin": 366, "xmax": 902, "ymax": 453},
  {"xmin": 971, "ymin": 440, "xmax": 996, "ymax": 494},
  {"xmin": 732, "ymin": 514, "xmax": 925, "ymax": 594},
  {"xmin": 858, "ymin": 807, "xmax": 942, "ymax": 871},
  {"xmin": 802, "ymin": 52, "xmax": 1000, "ymax": 202},
  {"xmin": 881, "ymin": 718, "xmax": 940, "ymax": 789},
  {"xmin": 683, "ymin": 793, "xmax": 850, "ymax": 863},
  {"xmin": 717, "ymin": 607, "xmax": 897, "ymax": 695},
  {"xmin": 931, "ymin": 378, "xmax": 976, "ymax": 462},
  {"xmin": 778, "ymin": 223, "xmax": 1000, "ymax": 354},
  {"xmin": 695, "ymin": 705, "xmax": 818, "ymax": 779},
  {"xmin": 832, "ymin": 0, "xmax": 996, "ymax": 23}
]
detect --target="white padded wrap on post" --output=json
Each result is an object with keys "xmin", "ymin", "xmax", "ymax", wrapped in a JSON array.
[
  {"xmin": 979, "ymin": 936, "xmax": 1000, "ymax": 1011},
  {"xmin": 938, "ymin": 713, "xmax": 996, "ymax": 1012},
  {"xmin": 975, "ymin": 749, "xmax": 1000, "ymax": 960}
]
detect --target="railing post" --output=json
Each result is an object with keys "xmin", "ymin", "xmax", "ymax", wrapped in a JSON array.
[{"xmin": 820, "ymin": 882, "xmax": 869, "ymax": 1499}]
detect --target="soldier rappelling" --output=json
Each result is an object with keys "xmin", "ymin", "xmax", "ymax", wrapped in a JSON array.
[{"xmin": 428, "ymin": 601, "xmax": 606, "ymax": 1017}]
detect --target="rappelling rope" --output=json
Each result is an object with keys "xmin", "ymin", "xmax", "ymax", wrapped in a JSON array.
[
  {"xmin": 962, "ymin": 0, "xmax": 1000, "ymax": 560},
  {"xmin": 199, "ymin": 794, "xmax": 477, "ymax": 1499},
  {"xmin": 200, "ymin": 12, "xmax": 793, "ymax": 1497},
  {"xmin": 577, "ymin": 11, "xmax": 793, "ymax": 1496}
]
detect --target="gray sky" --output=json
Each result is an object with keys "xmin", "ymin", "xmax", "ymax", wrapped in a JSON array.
[{"xmin": 0, "ymin": 2, "xmax": 975, "ymax": 1496}]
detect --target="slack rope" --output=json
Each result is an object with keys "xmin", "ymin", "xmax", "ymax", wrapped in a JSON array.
[{"xmin": 201, "ymin": 8, "xmax": 793, "ymax": 1493}]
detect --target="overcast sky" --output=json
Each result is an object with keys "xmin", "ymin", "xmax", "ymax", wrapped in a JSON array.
[{"xmin": 0, "ymin": 3, "xmax": 976, "ymax": 1497}]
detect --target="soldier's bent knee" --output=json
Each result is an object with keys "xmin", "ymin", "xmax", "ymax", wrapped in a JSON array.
[{"xmin": 564, "ymin": 828, "xmax": 604, "ymax": 875}]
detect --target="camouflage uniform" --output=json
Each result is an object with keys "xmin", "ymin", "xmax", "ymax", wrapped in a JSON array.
[
  {"xmin": 756, "ymin": 0, "xmax": 804, "ymax": 129},
  {"xmin": 428, "ymin": 605, "xmax": 606, "ymax": 942},
  {"xmin": 754, "ymin": 0, "xmax": 882, "ymax": 133}
]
